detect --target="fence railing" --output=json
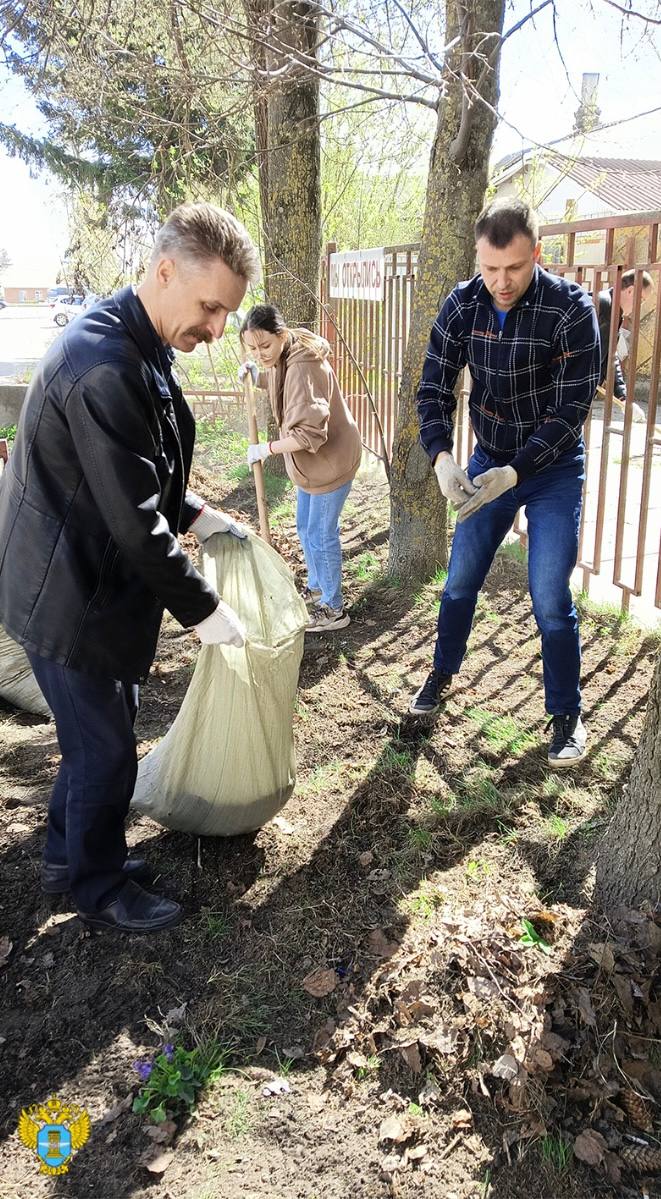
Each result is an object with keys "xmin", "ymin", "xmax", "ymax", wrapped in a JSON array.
[{"xmin": 319, "ymin": 211, "xmax": 661, "ymax": 617}]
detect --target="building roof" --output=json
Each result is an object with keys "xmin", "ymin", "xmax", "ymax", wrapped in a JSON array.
[
  {"xmin": 547, "ymin": 154, "xmax": 661, "ymax": 212},
  {"xmin": 492, "ymin": 150, "xmax": 661, "ymax": 214}
]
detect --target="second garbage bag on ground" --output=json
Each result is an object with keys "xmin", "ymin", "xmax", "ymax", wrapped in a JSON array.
[{"xmin": 132, "ymin": 531, "xmax": 309, "ymax": 836}]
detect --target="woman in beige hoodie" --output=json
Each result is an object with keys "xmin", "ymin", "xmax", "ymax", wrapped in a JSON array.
[{"xmin": 240, "ymin": 304, "xmax": 362, "ymax": 631}]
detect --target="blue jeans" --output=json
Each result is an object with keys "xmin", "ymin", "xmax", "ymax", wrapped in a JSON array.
[
  {"xmin": 434, "ymin": 445, "xmax": 585, "ymax": 715},
  {"xmin": 296, "ymin": 482, "xmax": 352, "ymax": 610},
  {"xmin": 26, "ymin": 651, "xmax": 139, "ymax": 912}
]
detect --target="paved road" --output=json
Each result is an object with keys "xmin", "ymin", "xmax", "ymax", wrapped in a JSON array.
[{"xmin": 0, "ymin": 304, "xmax": 59, "ymax": 380}]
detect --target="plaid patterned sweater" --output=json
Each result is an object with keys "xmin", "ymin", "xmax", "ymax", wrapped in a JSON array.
[{"xmin": 417, "ymin": 265, "xmax": 600, "ymax": 481}]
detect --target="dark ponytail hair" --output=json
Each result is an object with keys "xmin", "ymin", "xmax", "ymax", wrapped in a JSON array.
[
  {"xmin": 240, "ymin": 302, "xmax": 327, "ymax": 358},
  {"xmin": 239, "ymin": 303, "xmax": 287, "ymax": 341}
]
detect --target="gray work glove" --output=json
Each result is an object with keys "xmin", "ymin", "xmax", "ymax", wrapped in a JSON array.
[
  {"xmin": 433, "ymin": 453, "xmax": 477, "ymax": 508},
  {"xmin": 238, "ymin": 361, "xmax": 259, "ymax": 385},
  {"xmin": 193, "ymin": 600, "xmax": 246, "ymax": 647},
  {"xmin": 455, "ymin": 464, "xmax": 517, "ymax": 523},
  {"xmin": 191, "ymin": 504, "xmax": 248, "ymax": 541}
]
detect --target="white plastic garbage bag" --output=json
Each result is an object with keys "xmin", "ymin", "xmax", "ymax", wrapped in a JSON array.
[
  {"xmin": 131, "ymin": 532, "xmax": 308, "ymax": 836},
  {"xmin": 0, "ymin": 626, "xmax": 51, "ymax": 718}
]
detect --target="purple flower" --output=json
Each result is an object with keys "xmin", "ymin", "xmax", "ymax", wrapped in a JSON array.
[
  {"xmin": 133, "ymin": 1059, "xmax": 153, "ymax": 1082},
  {"xmin": 162, "ymin": 1043, "xmax": 174, "ymax": 1061}
]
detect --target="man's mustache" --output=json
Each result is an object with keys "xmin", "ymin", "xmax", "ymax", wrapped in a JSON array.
[{"xmin": 186, "ymin": 328, "xmax": 213, "ymax": 343}]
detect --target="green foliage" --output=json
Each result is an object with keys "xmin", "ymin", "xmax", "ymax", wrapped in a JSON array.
[
  {"xmin": 540, "ymin": 1134, "xmax": 573, "ymax": 1172},
  {"xmin": 465, "ymin": 707, "xmax": 537, "ymax": 755},
  {"xmin": 519, "ymin": 918, "xmax": 552, "ymax": 956},
  {"xmin": 3, "ymin": 0, "xmax": 254, "ymax": 259},
  {"xmin": 132, "ymin": 1040, "xmax": 228, "ymax": 1123}
]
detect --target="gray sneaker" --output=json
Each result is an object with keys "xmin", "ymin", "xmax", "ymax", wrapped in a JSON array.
[
  {"xmin": 306, "ymin": 603, "xmax": 350, "ymax": 632},
  {"xmin": 302, "ymin": 586, "xmax": 322, "ymax": 606},
  {"xmin": 547, "ymin": 714, "xmax": 587, "ymax": 768}
]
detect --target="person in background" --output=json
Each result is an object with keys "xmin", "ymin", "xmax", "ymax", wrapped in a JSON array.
[
  {"xmin": 596, "ymin": 268, "xmax": 653, "ymax": 423},
  {"xmin": 0, "ymin": 202, "xmax": 260, "ymax": 934},
  {"xmin": 239, "ymin": 304, "xmax": 362, "ymax": 632},
  {"xmin": 409, "ymin": 199, "xmax": 600, "ymax": 768}
]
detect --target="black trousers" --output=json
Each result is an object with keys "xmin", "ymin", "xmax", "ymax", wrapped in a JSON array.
[{"xmin": 27, "ymin": 651, "xmax": 139, "ymax": 912}]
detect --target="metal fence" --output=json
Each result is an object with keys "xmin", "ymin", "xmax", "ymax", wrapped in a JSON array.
[{"xmin": 319, "ymin": 212, "xmax": 661, "ymax": 617}]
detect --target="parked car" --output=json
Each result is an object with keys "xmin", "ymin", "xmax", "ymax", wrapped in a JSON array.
[
  {"xmin": 52, "ymin": 295, "xmax": 85, "ymax": 326},
  {"xmin": 48, "ymin": 286, "xmax": 75, "ymax": 305}
]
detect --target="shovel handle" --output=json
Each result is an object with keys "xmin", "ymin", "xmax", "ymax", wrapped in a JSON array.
[{"xmin": 244, "ymin": 375, "xmax": 272, "ymax": 545}]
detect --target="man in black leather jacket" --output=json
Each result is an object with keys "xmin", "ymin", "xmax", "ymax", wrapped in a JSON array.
[{"xmin": 0, "ymin": 202, "xmax": 260, "ymax": 934}]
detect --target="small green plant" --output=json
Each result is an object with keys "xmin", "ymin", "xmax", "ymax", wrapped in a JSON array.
[
  {"xmin": 201, "ymin": 908, "xmax": 231, "ymax": 939},
  {"xmin": 540, "ymin": 1134, "xmax": 572, "ymax": 1172},
  {"xmin": 408, "ymin": 1101, "xmax": 424, "ymax": 1117},
  {"xmin": 407, "ymin": 826, "xmax": 433, "ymax": 854},
  {"xmin": 0, "ymin": 423, "xmax": 17, "ymax": 442},
  {"xmin": 380, "ymin": 742, "xmax": 415, "ymax": 775},
  {"xmin": 356, "ymin": 1054, "xmax": 381, "ymax": 1081},
  {"xmin": 519, "ymin": 917, "xmax": 552, "ymax": 956},
  {"xmin": 226, "ymin": 1088, "xmax": 253, "ymax": 1138},
  {"xmin": 132, "ymin": 1040, "xmax": 228, "ymax": 1123},
  {"xmin": 465, "ymin": 857, "xmax": 490, "ymax": 881},
  {"xmin": 544, "ymin": 814, "xmax": 569, "ymax": 841}
]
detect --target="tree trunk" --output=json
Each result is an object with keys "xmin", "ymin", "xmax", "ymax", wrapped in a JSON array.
[
  {"xmin": 595, "ymin": 647, "xmax": 661, "ymax": 911},
  {"xmin": 388, "ymin": 0, "xmax": 506, "ymax": 582},
  {"xmin": 245, "ymin": 0, "xmax": 321, "ymax": 471}
]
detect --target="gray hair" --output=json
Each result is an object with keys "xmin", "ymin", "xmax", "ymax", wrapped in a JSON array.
[{"xmin": 152, "ymin": 202, "xmax": 261, "ymax": 283}]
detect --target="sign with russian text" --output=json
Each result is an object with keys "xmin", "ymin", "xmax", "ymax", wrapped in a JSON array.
[{"xmin": 329, "ymin": 248, "xmax": 385, "ymax": 301}]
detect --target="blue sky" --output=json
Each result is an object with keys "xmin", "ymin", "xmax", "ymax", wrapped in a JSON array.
[{"xmin": 0, "ymin": 0, "xmax": 659, "ymax": 284}]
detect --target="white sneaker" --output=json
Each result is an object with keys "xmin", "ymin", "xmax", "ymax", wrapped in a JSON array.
[{"xmin": 306, "ymin": 604, "xmax": 350, "ymax": 632}]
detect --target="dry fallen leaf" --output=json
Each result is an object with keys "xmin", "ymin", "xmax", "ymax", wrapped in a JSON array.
[
  {"xmin": 379, "ymin": 1116, "xmax": 408, "ymax": 1143},
  {"xmin": 302, "ymin": 967, "xmax": 337, "ymax": 998},
  {"xmin": 574, "ymin": 986, "xmax": 597, "ymax": 1027},
  {"xmin": 272, "ymin": 815, "xmax": 295, "ymax": 834},
  {"xmin": 399, "ymin": 1043, "xmax": 422, "ymax": 1073},
  {"xmin": 144, "ymin": 1120, "xmax": 176, "ymax": 1144},
  {"xmin": 368, "ymin": 928, "xmax": 400, "ymax": 959},
  {"xmin": 573, "ymin": 1128, "xmax": 607, "ymax": 1167},
  {"xmin": 358, "ymin": 850, "xmax": 374, "ymax": 867},
  {"xmin": 491, "ymin": 1053, "xmax": 519, "ymax": 1081},
  {"xmin": 587, "ymin": 941, "xmax": 615, "ymax": 973},
  {"xmin": 0, "ymin": 937, "xmax": 13, "ymax": 968},
  {"xmin": 140, "ymin": 1148, "xmax": 174, "ymax": 1175}
]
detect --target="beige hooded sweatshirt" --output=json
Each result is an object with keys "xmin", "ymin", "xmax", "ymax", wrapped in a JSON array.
[{"xmin": 258, "ymin": 332, "xmax": 362, "ymax": 495}]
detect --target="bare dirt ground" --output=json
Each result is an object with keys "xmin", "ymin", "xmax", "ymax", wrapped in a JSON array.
[{"xmin": 1, "ymin": 427, "xmax": 659, "ymax": 1199}]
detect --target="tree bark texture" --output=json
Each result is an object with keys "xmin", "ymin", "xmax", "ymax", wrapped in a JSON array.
[
  {"xmin": 388, "ymin": 0, "xmax": 506, "ymax": 582},
  {"xmin": 595, "ymin": 648, "xmax": 661, "ymax": 911},
  {"xmin": 245, "ymin": 0, "xmax": 321, "ymax": 468}
]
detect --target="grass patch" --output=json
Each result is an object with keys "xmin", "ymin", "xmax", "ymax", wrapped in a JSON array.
[
  {"xmin": 539, "ymin": 1133, "xmax": 573, "ymax": 1172},
  {"xmin": 225, "ymin": 1087, "xmax": 253, "ymax": 1139},
  {"xmin": 347, "ymin": 550, "xmax": 381, "ymax": 581},
  {"xmin": 543, "ymin": 814, "xmax": 570, "ymax": 841},
  {"xmin": 498, "ymin": 538, "xmax": 527, "ymax": 565},
  {"xmin": 413, "ymin": 566, "xmax": 448, "ymax": 610},
  {"xmin": 465, "ymin": 707, "xmax": 537, "ymax": 755}
]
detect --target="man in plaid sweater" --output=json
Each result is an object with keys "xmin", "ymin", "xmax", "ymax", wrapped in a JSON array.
[{"xmin": 409, "ymin": 199, "xmax": 600, "ymax": 767}]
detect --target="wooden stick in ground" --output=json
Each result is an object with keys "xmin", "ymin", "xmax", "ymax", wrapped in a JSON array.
[{"xmin": 243, "ymin": 374, "xmax": 272, "ymax": 545}]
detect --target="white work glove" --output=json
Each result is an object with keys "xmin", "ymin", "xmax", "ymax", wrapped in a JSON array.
[
  {"xmin": 193, "ymin": 600, "xmax": 246, "ymax": 647},
  {"xmin": 238, "ymin": 361, "xmax": 259, "ymax": 385},
  {"xmin": 456, "ymin": 464, "xmax": 517, "ymax": 524},
  {"xmin": 433, "ymin": 453, "xmax": 477, "ymax": 508},
  {"xmin": 247, "ymin": 442, "xmax": 271, "ymax": 468},
  {"xmin": 191, "ymin": 504, "xmax": 248, "ymax": 541}
]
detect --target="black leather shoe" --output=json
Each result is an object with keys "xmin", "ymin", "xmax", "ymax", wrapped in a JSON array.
[
  {"xmin": 77, "ymin": 880, "xmax": 182, "ymax": 933},
  {"xmin": 41, "ymin": 857, "xmax": 149, "ymax": 895}
]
